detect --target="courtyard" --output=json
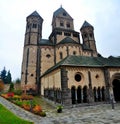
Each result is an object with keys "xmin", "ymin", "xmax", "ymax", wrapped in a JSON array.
[{"xmin": 0, "ymin": 96, "xmax": 120, "ymax": 124}]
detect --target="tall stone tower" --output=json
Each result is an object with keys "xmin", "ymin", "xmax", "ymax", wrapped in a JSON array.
[
  {"xmin": 80, "ymin": 21, "xmax": 97, "ymax": 56},
  {"xmin": 21, "ymin": 11, "xmax": 43, "ymax": 94}
]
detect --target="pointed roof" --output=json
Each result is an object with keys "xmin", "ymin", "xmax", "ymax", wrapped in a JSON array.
[
  {"xmin": 80, "ymin": 21, "xmax": 93, "ymax": 30},
  {"xmin": 27, "ymin": 11, "xmax": 43, "ymax": 20},
  {"xmin": 53, "ymin": 6, "xmax": 73, "ymax": 19}
]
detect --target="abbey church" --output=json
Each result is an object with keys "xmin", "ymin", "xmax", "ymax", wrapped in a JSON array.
[{"xmin": 21, "ymin": 7, "xmax": 120, "ymax": 105}]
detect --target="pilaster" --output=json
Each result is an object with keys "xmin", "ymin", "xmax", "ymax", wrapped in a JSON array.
[{"xmin": 61, "ymin": 68, "xmax": 72, "ymax": 105}]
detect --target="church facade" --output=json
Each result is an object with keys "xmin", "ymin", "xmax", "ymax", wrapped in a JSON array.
[{"xmin": 21, "ymin": 7, "xmax": 120, "ymax": 105}]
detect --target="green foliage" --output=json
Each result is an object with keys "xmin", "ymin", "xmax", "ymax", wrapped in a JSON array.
[
  {"xmin": 39, "ymin": 111, "xmax": 46, "ymax": 117},
  {"xmin": 57, "ymin": 105, "xmax": 63, "ymax": 113},
  {"xmin": 13, "ymin": 90, "xmax": 23, "ymax": 95},
  {"xmin": 6, "ymin": 70, "xmax": 12, "ymax": 84},
  {"xmin": 14, "ymin": 78, "xmax": 21, "ymax": 84},
  {"xmin": 0, "ymin": 79, "xmax": 4, "ymax": 92},
  {"xmin": 0, "ymin": 67, "xmax": 7, "ymax": 83},
  {"xmin": 0, "ymin": 67, "xmax": 12, "ymax": 84},
  {"xmin": 0, "ymin": 103, "xmax": 33, "ymax": 124},
  {"xmin": 9, "ymin": 83, "xmax": 14, "ymax": 92}
]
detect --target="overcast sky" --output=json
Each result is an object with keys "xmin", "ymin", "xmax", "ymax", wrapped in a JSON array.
[{"xmin": 0, "ymin": 0, "xmax": 120, "ymax": 80}]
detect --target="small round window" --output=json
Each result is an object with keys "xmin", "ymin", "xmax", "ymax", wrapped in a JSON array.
[{"xmin": 75, "ymin": 73, "xmax": 82, "ymax": 82}]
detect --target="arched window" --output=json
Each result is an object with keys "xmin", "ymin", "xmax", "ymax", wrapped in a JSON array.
[
  {"xmin": 60, "ymin": 21, "xmax": 64, "ymax": 27},
  {"xmin": 32, "ymin": 23, "xmax": 37, "ymax": 28},
  {"xmin": 60, "ymin": 52, "xmax": 63, "ymax": 59},
  {"xmin": 66, "ymin": 22, "xmax": 70, "ymax": 28}
]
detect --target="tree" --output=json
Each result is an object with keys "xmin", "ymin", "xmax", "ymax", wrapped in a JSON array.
[
  {"xmin": 0, "ymin": 79, "xmax": 4, "ymax": 92},
  {"xmin": 0, "ymin": 67, "xmax": 12, "ymax": 84},
  {"xmin": 9, "ymin": 83, "xmax": 14, "ymax": 92},
  {"xmin": 6, "ymin": 70, "xmax": 12, "ymax": 84},
  {"xmin": 15, "ymin": 78, "xmax": 21, "ymax": 84},
  {"xmin": 0, "ymin": 67, "xmax": 7, "ymax": 84}
]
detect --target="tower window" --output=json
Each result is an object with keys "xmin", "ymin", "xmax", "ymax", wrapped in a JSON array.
[
  {"xmin": 73, "ymin": 33, "xmax": 78, "ymax": 37},
  {"xmin": 66, "ymin": 23, "xmax": 70, "ymax": 28},
  {"xmin": 60, "ymin": 52, "xmax": 63, "ymax": 59},
  {"xmin": 64, "ymin": 32, "xmax": 71, "ymax": 36},
  {"xmin": 27, "ymin": 24, "xmax": 30, "ymax": 29},
  {"xmin": 32, "ymin": 24, "xmax": 37, "ymax": 28},
  {"xmin": 89, "ymin": 33, "xmax": 93, "ymax": 38},
  {"xmin": 63, "ymin": 12, "xmax": 67, "ymax": 16},
  {"xmin": 60, "ymin": 21, "xmax": 64, "ymax": 26},
  {"xmin": 56, "ymin": 31, "xmax": 62, "ymax": 35},
  {"xmin": 84, "ymin": 34, "xmax": 87, "ymax": 38}
]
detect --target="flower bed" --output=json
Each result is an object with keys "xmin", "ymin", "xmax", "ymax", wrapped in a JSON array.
[{"xmin": 1, "ymin": 93, "xmax": 46, "ymax": 117}]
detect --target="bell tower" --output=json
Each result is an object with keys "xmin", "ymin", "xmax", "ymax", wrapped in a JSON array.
[
  {"xmin": 80, "ymin": 21, "xmax": 97, "ymax": 56},
  {"xmin": 21, "ymin": 11, "xmax": 43, "ymax": 94}
]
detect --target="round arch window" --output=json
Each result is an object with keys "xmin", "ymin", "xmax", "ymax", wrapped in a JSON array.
[{"xmin": 75, "ymin": 73, "xmax": 82, "ymax": 82}]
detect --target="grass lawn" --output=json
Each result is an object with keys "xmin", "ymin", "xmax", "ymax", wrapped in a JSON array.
[{"xmin": 0, "ymin": 103, "xmax": 33, "ymax": 124}]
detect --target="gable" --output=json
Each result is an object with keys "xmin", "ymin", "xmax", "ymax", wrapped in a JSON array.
[{"xmin": 53, "ymin": 7, "xmax": 73, "ymax": 20}]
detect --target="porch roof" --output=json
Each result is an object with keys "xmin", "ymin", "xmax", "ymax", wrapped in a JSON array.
[{"xmin": 41, "ymin": 55, "xmax": 120, "ymax": 77}]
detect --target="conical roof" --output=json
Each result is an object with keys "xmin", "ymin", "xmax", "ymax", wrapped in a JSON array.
[
  {"xmin": 80, "ymin": 21, "xmax": 93, "ymax": 30},
  {"xmin": 27, "ymin": 11, "xmax": 43, "ymax": 20}
]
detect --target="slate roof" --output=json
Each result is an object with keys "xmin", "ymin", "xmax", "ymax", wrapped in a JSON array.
[
  {"xmin": 27, "ymin": 11, "xmax": 43, "ymax": 20},
  {"xmin": 41, "ymin": 55, "xmax": 120, "ymax": 77},
  {"xmin": 39, "ymin": 39, "xmax": 53, "ymax": 46},
  {"xmin": 80, "ymin": 21, "xmax": 93, "ymax": 30},
  {"xmin": 53, "ymin": 6, "xmax": 73, "ymax": 19},
  {"xmin": 57, "ymin": 37, "xmax": 79, "ymax": 45}
]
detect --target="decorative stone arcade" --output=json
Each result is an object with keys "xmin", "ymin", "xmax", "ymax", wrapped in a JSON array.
[{"xmin": 71, "ymin": 86, "xmax": 106, "ymax": 104}]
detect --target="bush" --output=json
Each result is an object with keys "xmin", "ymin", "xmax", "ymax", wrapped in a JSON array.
[
  {"xmin": 13, "ymin": 90, "xmax": 23, "ymax": 95},
  {"xmin": 9, "ymin": 83, "xmax": 14, "ymax": 92},
  {"xmin": 0, "ymin": 80, "xmax": 4, "ymax": 92},
  {"xmin": 21, "ymin": 94, "xmax": 33, "ymax": 100},
  {"xmin": 57, "ymin": 105, "xmax": 63, "ymax": 113},
  {"xmin": 33, "ymin": 105, "xmax": 42, "ymax": 114},
  {"xmin": 39, "ymin": 111, "xmax": 46, "ymax": 117},
  {"xmin": 15, "ymin": 100, "xmax": 23, "ymax": 107}
]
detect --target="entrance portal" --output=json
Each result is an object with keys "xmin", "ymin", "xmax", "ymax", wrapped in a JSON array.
[{"xmin": 112, "ymin": 79, "xmax": 120, "ymax": 102}]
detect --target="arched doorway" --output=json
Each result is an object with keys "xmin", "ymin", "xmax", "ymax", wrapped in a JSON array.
[
  {"xmin": 71, "ymin": 86, "xmax": 76, "ymax": 104},
  {"xmin": 101, "ymin": 86, "xmax": 105, "ymax": 101},
  {"xmin": 97, "ymin": 87, "xmax": 101, "ymax": 101},
  {"xmin": 77, "ymin": 86, "xmax": 81, "ymax": 103},
  {"xmin": 112, "ymin": 79, "xmax": 120, "ymax": 102},
  {"xmin": 93, "ymin": 87, "xmax": 97, "ymax": 102},
  {"xmin": 83, "ymin": 86, "xmax": 88, "ymax": 103}
]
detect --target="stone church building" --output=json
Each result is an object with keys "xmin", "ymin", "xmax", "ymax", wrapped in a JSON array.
[{"xmin": 21, "ymin": 7, "xmax": 120, "ymax": 105}]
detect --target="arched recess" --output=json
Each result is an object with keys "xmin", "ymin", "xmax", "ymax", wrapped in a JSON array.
[
  {"xmin": 97, "ymin": 87, "xmax": 101, "ymax": 101},
  {"xmin": 77, "ymin": 86, "xmax": 82, "ymax": 103},
  {"xmin": 71, "ymin": 86, "xmax": 76, "ymax": 104},
  {"xmin": 93, "ymin": 87, "xmax": 97, "ymax": 102},
  {"xmin": 111, "ymin": 73, "xmax": 120, "ymax": 102},
  {"xmin": 83, "ymin": 86, "xmax": 88, "ymax": 103},
  {"xmin": 101, "ymin": 86, "xmax": 105, "ymax": 101}
]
